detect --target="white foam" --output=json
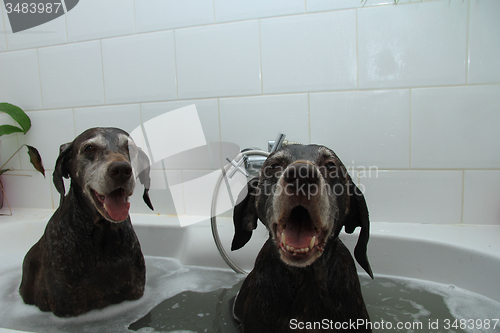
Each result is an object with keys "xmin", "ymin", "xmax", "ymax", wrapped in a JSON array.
[
  {"xmin": 135, "ymin": 328, "xmax": 155, "ymax": 333},
  {"xmin": 0, "ymin": 254, "xmax": 243, "ymax": 333},
  {"xmin": 392, "ymin": 276, "xmax": 500, "ymax": 333},
  {"xmin": 399, "ymin": 297, "xmax": 431, "ymax": 321}
]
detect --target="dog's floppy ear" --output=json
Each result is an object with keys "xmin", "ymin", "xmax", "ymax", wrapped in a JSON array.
[
  {"xmin": 231, "ymin": 177, "xmax": 259, "ymax": 251},
  {"xmin": 53, "ymin": 142, "xmax": 73, "ymax": 206},
  {"xmin": 136, "ymin": 147, "xmax": 154, "ymax": 211},
  {"xmin": 344, "ymin": 182, "xmax": 373, "ymax": 279}
]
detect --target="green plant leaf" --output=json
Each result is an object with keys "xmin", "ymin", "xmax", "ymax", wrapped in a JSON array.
[
  {"xmin": 0, "ymin": 103, "xmax": 31, "ymax": 135},
  {"xmin": 26, "ymin": 145, "xmax": 45, "ymax": 177},
  {"xmin": 0, "ymin": 124, "xmax": 25, "ymax": 136}
]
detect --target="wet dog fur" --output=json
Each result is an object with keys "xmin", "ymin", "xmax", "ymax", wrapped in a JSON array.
[
  {"xmin": 19, "ymin": 127, "xmax": 153, "ymax": 317},
  {"xmin": 231, "ymin": 144, "xmax": 373, "ymax": 333}
]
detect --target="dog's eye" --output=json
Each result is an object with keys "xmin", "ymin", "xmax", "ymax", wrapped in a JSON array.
[
  {"xmin": 84, "ymin": 145, "xmax": 94, "ymax": 152},
  {"xmin": 325, "ymin": 162, "xmax": 336, "ymax": 170}
]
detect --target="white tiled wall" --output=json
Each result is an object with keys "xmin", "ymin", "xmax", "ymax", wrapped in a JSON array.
[
  {"xmin": 0, "ymin": 0, "xmax": 498, "ymax": 226},
  {"xmin": 175, "ymin": 20, "xmax": 261, "ymax": 98}
]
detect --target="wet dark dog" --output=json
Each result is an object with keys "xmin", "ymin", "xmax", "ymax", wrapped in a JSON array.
[
  {"xmin": 232, "ymin": 144, "xmax": 373, "ymax": 332},
  {"xmin": 19, "ymin": 127, "xmax": 154, "ymax": 317}
]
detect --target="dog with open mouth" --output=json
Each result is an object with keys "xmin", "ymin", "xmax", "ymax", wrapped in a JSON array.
[
  {"xmin": 231, "ymin": 144, "xmax": 373, "ymax": 333},
  {"xmin": 19, "ymin": 127, "xmax": 153, "ymax": 317}
]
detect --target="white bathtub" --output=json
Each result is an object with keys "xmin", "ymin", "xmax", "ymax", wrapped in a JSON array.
[{"xmin": 1, "ymin": 209, "xmax": 499, "ymax": 333}]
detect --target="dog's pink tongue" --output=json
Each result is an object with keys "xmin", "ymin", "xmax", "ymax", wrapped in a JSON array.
[
  {"xmin": 103, "ymin": 189, "xmax": 130, "ymax": 221},
  {"xmin": 283, "ymin": 210, "xmax": 317, "ymax": 249}
]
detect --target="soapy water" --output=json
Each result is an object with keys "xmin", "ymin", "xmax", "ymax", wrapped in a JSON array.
[
  {"xmin": 0, "ymin": 254, "xmax": 243, "ymax": 333},
  {"xmin": 361, "ymin": 276, "xmax": 500, "ymax": 333},
  {"xmin": 1, "ymin": 254, "xmax": 499, "ymax": 333}
]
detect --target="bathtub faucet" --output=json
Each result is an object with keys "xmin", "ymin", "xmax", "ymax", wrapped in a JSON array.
[{"xmin": 241, "ymin": 132, "xmax": 288, "ymax": 177}]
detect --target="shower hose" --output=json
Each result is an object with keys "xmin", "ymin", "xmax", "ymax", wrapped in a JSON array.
[{"xmin": 210, "ymin": 149, "xmax": 269, "ymax": 275}]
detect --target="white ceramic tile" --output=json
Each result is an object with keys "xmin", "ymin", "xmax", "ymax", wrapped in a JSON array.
[
  {"xmin": 141, "ymin": 99, "xmax": 222, "ymax": 170},
  {"xmin": 219, "ymin": 94, "xmax": 309, "ymax": 150},
  {"xmin": 38, "ymin": 41, "xmax": 105, "ymax": 109},
  {"xmin": 1, "ymin": 170, "xmax": 53, "ymax": 209},
  {"xmin": 214, "ymin": 0, "xmax": 305, "ymax": 22},
  {"xmin": 360, "ymin": 170, "xmax": 463, "ymax": 224},
  {"xmin": 310, "ymin": 89, "xmax": 410, "ymax": 169},
  {"xmin": 358, "ymin": 1, "xmax": 468, "ymax": 89},
  {"xmin": 18, "ymin": 109, "xmax": 75, "ymax": 173},
  {"xmin": 468, "ymin": 0, "xmax": 500, "ymax": 84},
  {"xmin": 128, "ymin": 169, "xmax": 181, "ymax": 215},
  {"xmin": 260, "ymin": 11, "xmax": 357, "ymax": 94},
  {"xmin": 2, "ymin": 7, "xmax": 67, "ymax": 50},
  {"xmin": 73, "ymin": 104, "xmax": 141, "ymax": 135},
  {"xmin": 0, "ymin": 49, "xmax": 42, "ymax": 110},
  {"xmin": 411, "ymin": 85, "xmax": 500, "ymax": 169},
  {"xmin": 102, "ymin": 31, "xmax": 177, "ymax": 104},
  {"xmin": 66, "ymin": 0, "xmax": 135, "ymax": 42},
  {"xmin": 0, "ymin": 114, "xmax": 21, "ymax": 171},
  {"xmin": 306, "ymin": 0, "xmax": 410, "ymax": 12},
  {"xmin": 176, "ymin": 20, "xmax": 261, "ymax": 99},
  {"xmin": 463, "ymin": 171, "xmax": 500, "ymax": 226},
  {"xmin": 135, "ymin": 0, "xmax": 214, "ymax": 33},
  {"xmin": 0, "ymin": 9, "xmax": 7, "ymax": 51},
  {"xmin": 179, "ymin": 168, "xmax": 247, "ymax": 218},
  {"xmin": 181, "ymin": 169, "xmax": 211, "ymax": 216}
]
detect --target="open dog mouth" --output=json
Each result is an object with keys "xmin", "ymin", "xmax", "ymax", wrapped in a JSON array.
[
  {"xmin": 274, "ymin": 206, "xmax": 327, "ymax": 266},
  {"xmin": 92, "ymin": 188, "xmax": 131, "ymax": 222}
]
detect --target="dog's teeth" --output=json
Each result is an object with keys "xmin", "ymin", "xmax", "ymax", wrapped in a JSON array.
[
  {"xmin": 282, "ymin": 233, "xmax": 287, "ymax": 247},
  {"xmin": 284, "ymin": 243, "xmax": 314, "ymax": 254},
  {"xmin": 309, "ymin": 236, "xmax": 316, "ymax": 249}
]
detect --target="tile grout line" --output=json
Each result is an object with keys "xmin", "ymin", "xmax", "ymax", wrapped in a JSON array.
[
  {"xmin": 99, "ymin": 40, "xmax": 107, "ymax": 105},
  {"xmin": 465, "ymin": 0, "xmax": 471, "ymax": 84},
  {"xmin": 173, "ymin": 30, "xmax": 179, "ymax": 100},
  {"xmin": 355, "ymin": 8, "xmax": 360, "ymax": 90},
  {"xmin": 408, "ymin": 88, "xmax": 412, "ymax": 169},
  {"xmin": 460, "ymin": 170, "xmax": 466, "ymax": 225},
  {"xmin": 35, "ymin": 48, "xmax": 45, "ymax": 110},
  {"xmin": 217, "ymin": 98, "xmax": 223, "ymax": 169},
  {"xmin": 258, "ymin": 19, "xmax": 264, "ymax": 95},
  {"xmin": 60, "ymin": 0, "xmax": 69, "ymax": 44},
  {"xmin": 307, "ymin": 93, "xmax": 311, "ymax": 144},
  {"xmin": 18, "ymin": 82, "xmax": 500, "ymax": 113},
  {"xmin": 0, "ymin": 5, "xmax": 394, "ymax": 55}
]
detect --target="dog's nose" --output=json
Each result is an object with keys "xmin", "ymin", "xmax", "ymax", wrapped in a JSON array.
[
  {"xmin": 283, "ymin": 162, "xmax": 320, "ymax": 186},
  {"xmin": 108, "ymin": 161, "xmax": 133, "ymax": 182}
]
